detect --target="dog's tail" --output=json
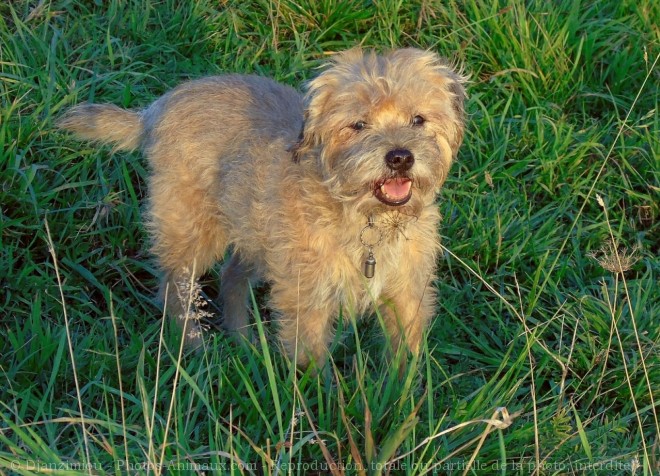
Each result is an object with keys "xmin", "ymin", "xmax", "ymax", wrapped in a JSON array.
[{"xmin": 57, "ymin": 103, "xmax": 143, "ymax": 151}]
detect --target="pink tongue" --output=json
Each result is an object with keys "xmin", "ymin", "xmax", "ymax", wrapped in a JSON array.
[{"xmin": 383, "ymin": 178, "xmax": 412, "ymax": 199}]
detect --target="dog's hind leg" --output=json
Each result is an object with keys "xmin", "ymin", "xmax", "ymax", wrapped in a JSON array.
[
  {"xmin": 218, "ymin": 252, "xmax": 255, "ymax": 336},
  {"xmin": 149, "ymin": 172, "xmax": 228, "ymax": 347}
]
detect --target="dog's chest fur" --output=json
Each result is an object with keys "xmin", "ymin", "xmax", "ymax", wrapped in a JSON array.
[{"xmin": 234, "ymin": 187, "xmax": 440, "ymax": 318}]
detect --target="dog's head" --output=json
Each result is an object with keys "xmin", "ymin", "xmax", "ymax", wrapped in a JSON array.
[{"xmin": 294, "ymin": 48, "xmax": 467, "ymax": 216}]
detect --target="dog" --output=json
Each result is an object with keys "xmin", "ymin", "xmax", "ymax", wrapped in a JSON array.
[{"xmin": 58, "ymin": 48, "xmax": 466, "ymax": 369}]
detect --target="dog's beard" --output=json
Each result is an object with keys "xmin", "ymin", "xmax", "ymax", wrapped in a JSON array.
[
  {"xmin": 326, "ymin": 176, "xmax": 435, "ymax": 219},
  {"xmin": 318, "ymin": 142, "xmax": 448, "ymax": 220}
]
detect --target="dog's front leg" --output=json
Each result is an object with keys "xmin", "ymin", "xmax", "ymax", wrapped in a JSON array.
[
  {"xmin": 380, "ymin": 270, "xmax": 437, "ymax": 368},
  {"xmin": 270, "ymin": 279, "xmax": 337, "ymax": 370}
]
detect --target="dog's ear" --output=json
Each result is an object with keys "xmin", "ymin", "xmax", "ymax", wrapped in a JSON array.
[
  {"xmin": 424, "ymin": 53, "xmax": 468, "ymax": 158},
  {"xmin": 290, "ymin": 75, "xmax": 326, "ymax": 163},
  {"xmin": 291, "ymin": 114, "xmax": 317, "ymax": 163},
  {"xmin": 292, "ymin": 51, "xmax": 360, "ymax": 163},
  {"xmin": 446, "ymin": 73, "xmax": 467, "ymax": 156},
  {"xmin": 290, "ymin": 126, "xmax": 305, "ymax": 163},
  {"xmin": 423, "ymin": 53, "xmax": 468, "ymax": 158}
]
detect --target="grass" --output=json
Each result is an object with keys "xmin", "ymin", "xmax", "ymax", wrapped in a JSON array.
[{"xmin": 1, "ymin": 0, "xmax": 658, "ymax": 474}]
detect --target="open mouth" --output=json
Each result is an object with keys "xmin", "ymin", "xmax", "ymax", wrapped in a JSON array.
[{"xmin": 373, "ymin": 177, "xmax": 413, "ymax": 206}]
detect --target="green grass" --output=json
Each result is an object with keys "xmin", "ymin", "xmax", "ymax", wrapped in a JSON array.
[{"xmin": 1, "ymin": 0, "xmax": 658, "ymax": 474}]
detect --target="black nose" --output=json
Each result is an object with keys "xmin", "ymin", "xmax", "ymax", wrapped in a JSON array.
[{"xmin": 385, "ymin": 148, "xmax": 415, "ymax": 171}]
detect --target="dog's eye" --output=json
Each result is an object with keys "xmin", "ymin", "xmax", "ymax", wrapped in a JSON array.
[
  {"xmin": 351, "ymin": 121, "xmax": 367, "ymax": 131},
  {"xmin": 412, "ymin": 115, "xmax": 425, "ymax": 126}
]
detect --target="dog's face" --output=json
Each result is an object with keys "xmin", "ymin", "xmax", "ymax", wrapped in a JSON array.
[{"xmin": 295, "ymin": 48, "xmax": 466, "ymax": 216}]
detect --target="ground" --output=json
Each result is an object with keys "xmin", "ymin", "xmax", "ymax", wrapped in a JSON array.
[{"xmin": 0, "ymin": 1, "xmax": 658, "ymax": 474}]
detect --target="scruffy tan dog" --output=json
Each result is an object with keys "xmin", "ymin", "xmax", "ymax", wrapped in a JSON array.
[{"xmin": 59, "ymin": 48, "xmax": 466, "ymax": 368}]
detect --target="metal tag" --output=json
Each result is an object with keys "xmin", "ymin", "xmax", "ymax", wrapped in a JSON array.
[{"xmin": 363, "ymin": 251, "xmax": 376, "ymax": 278}]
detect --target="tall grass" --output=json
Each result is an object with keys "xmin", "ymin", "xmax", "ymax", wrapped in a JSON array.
[{"xmin": 1, "ymin": 0, "xmax": 658, "ymax": 474}]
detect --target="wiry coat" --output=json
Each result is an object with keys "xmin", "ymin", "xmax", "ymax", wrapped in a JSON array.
[{"xmin": 58, "ymin": 48, "xmax": 466, "ymax": 367}]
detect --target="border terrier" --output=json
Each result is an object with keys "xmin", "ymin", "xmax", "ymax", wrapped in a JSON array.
[{"xmin": 59, "ymin": 48, "xmax": 466, "ymax": 368}]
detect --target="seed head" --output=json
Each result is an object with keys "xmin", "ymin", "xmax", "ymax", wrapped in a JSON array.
[{"xmin": 588, "ymin": 239, "xmax": 641, "ymax": 274}]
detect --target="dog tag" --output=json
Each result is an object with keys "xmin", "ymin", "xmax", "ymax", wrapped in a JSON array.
[{"xmin": 363, "ymin": 251, "xmax": 376, "ymax": 278}]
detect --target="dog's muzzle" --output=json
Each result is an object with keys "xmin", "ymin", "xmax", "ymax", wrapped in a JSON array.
[{"xmin": 373, "ymin": 149, "xmax": 414, "ymax": 206}]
